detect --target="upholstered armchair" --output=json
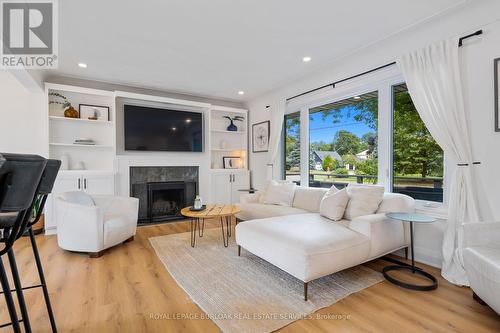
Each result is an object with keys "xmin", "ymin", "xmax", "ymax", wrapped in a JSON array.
[
  {"xmin": 463, "ymin": 221, "xmax": 500, "ymax": 315},
  {"xmin": 55, "ymin": 191, "xmax": 139, "ymax": 257}
]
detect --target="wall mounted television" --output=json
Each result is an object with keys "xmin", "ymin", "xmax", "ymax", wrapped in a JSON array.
[{"xmin": 124, "ymin": 104, "xmax": 203, "ymax": 152}]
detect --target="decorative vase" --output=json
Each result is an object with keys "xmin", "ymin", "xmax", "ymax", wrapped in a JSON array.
[
  {"xmin": 74, "ymin": 161, "xmax": 85, "ymax": 170},
  {"xmin": 60, "ymin": 154, "xmax": 69, "ymax": 170},
  {"xmin": 194, "ymin": 195, "xmax": 203, "ymax": 209},
  {"xmin": 226, "ymin": 119, "xmax": 237, "ymax": 132},
  {"xmin": 64, "ymin": 106, "xmax": 79, "ymax": 118}
]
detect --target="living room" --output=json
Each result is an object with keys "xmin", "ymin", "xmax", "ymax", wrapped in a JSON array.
[{"xmin": 0, "ymin": 0, "xmax": 499, "ymax": 332}]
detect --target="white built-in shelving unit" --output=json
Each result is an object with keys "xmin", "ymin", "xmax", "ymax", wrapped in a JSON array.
[{"xmin": 43, "ymin": 83, "xmax": 250, "ymax": 232}]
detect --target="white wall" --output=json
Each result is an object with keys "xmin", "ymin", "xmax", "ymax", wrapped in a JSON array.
[
  {"xmin": 0, "ymin": 70, "xmax": 45, "ymax": 155},
  {"xmin": 246, "ymin": 0, "xmax": 500, "ymax": 267}
]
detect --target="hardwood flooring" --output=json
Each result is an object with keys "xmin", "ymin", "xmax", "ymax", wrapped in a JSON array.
[{"xmin": 1, "ymin": 219, "xmax": 499, "ymax": 333}]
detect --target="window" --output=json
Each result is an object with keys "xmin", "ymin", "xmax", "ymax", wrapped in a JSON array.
[
  {"xmin": 308, "ymin": 91, "xmax": 378, "ymax": 189},
  {"xmin": 284, "ymin": 111, "xmax": 301, "ymax": 183},
  {"xmin": 392, "ymin": 83, "xmax": 444, "ymax": 202}
]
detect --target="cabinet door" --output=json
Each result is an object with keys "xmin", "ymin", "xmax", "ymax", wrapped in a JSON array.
[
  {"xmin": 211, "ymin": 173, "xmax": 231, "ymax": 204},
  {"xmin": 83, "ymin": 173, "xmax": 115, "ymax": 195},
  {"xmin": 230, "ymin": 171, "xmax": 249, "ymax": 204}
]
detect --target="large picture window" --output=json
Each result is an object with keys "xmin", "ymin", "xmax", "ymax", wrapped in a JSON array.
[
  {"xmin": 284, "ymin": 111, "xmax": 301, "ymax": 183},
  {"xmin": 308, "ymin": 91, "xmax": 378, "ymax": 188},
  {"xmin": 392, "ymin": 83, "xmax": 444, "ymax": 202}
]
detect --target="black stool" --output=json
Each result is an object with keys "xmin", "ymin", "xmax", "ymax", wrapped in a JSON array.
[
  {"xmin": 0, "ymin": 153, "xmax": 47, "ymax": 333},
  {"xmin": 24, "ymin": 159, "xmax": 60, "ymax": 332}
]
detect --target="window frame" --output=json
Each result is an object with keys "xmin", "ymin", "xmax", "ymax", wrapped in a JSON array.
[{"xmin": 281, "ymin": 67, "xmax": 448, "ymax": 217}]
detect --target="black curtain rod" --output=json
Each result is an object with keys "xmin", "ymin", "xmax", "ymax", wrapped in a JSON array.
[{"xmin": 265, "ymin": 29, "xmax": 483, "ymax": 107}]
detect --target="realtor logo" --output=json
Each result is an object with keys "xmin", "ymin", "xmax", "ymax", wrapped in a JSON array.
[{"xmin": 1, "ymin": 0, "xmax": 58, "ymax": 68}]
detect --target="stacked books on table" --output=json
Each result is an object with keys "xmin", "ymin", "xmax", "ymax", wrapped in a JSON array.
[{"xmin": 73, "ymin": 139, "xmax": 96, "ymax": 145}]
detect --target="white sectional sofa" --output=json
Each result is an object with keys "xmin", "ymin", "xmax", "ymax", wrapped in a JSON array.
[
  {"xmin": 463, "ymin": 222, "xmax": 500, "ymax": 315},
  {"xmin": 235, "ymin": 185, "xmax": 415, "ymax": 300}
]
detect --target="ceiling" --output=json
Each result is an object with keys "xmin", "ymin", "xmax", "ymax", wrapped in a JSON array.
[{"xmin": 50, "ymin": 0, "xmax": 466, "ymax": 102}]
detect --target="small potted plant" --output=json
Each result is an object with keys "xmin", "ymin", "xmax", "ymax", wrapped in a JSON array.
[
  {"xmin": 49, "ymin": 92, "xmax": 78, "ymax": 118},
  {"xmin": 223, "ymin": 115, "xmax": 244, "ymax": 131}
]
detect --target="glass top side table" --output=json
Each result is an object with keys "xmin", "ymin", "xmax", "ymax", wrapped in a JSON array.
[{"xmin": 383, "ymin": 212, "xmax": 438, "ymax": 291}]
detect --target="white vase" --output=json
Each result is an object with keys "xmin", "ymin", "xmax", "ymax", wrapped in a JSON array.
[
  {"xmin": 220, "ymin": 140, "xmax": 228, "ymax": 149},
  {"xmin": 74, "ymin": 161, "xmax": 85, "ymax": 170},
  {"xmin": 60, "ymin": 154, "xmax": 69, "ymax": 170},
  {"xmin": 194, "ymin": 195, "xmax": 203, "ymax": 209}
]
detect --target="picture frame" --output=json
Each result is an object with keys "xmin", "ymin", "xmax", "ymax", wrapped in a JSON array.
[
  {"xmin": 223, "ymin": 156, "xmax": 241, "ymax": 169},
  {"xmin": 79, "ymin": 104, "xmax": 110, "ymax": 121},
  {"xmin": 252, "ymin": 120, "xmax": 270, "ymax": 153},
  {"xmin": 494, "ymin": 58, "xmax": 500, "ymax": 131}
]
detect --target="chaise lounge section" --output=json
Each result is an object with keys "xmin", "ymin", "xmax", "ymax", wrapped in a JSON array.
[{"xmin": 235, "ymin": 185, "xmax": 415, "ymax": 300}]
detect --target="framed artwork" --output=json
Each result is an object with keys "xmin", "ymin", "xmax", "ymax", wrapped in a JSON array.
[
  {"xmin": 252, "ymin": 120, "xmax": 270, "ymax": 153},
  {"xmin": 223, "ymin": 156, "xmax": 241, "ymax": 169},
  {"xmin": 79, "ymin": 104, "xmax": 109, "ymax": 121},
  {"xmin": 495, "ymin": 58, "xmax": 500, "ymax": 131}
]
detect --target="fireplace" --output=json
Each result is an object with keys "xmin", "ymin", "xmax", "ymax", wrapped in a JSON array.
[
  {"xmin": 147, "ymin": 181, "xmax": 196, "ymax": 223},
  {"xmin": 129, "ymin": 166, "xmax": 199, "ymax": 224}
]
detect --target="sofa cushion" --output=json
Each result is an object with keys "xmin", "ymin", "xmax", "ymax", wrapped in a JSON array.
[
  {"xmin": 60, "ymin": 191, "xmax": 95, "ymax": 206},
  {"xmin": 259, "ymin": 180, "xmax": 297, "ymax": 206},
  {"xmin": 320, "ymin": 188, "xmax": 349, "ymax": 221},
  {"xmin": 376, "ymin": 192, "xmax": 415, "ymax": 213},
  {"xmin": 235, "ymin": 203, "xmax": 308, "ymax": 221},
  {"xmin": 344, "ymin": 184, "xmax": 384, "ymax": 220},
  {"xmin": 292, "ymin": 186, "xmax": 329, "ymax": 212},
  {"xmin": 464, "ymin": 246, "xmax": 500, "ymax": 314},
  {"xmin": 236, "ymin": 213, "xmax": 370, "ymax": 281}
]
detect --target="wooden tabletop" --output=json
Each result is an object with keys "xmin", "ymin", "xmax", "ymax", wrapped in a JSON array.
[{"xmin": 180, "ymin": 204, "xmax": 240, "ymax": 218}]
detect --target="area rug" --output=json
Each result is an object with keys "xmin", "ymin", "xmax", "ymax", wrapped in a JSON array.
[{"xmin": 149, "ymin": 229, "xmax": 384, "ymax": 333}]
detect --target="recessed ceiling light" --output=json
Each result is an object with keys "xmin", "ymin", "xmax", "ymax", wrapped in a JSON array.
[
  {"xmin": 171, "ymin": 127, "xmax": 177, "ymax": 131},
  {"xmin": 303, "ymin": 56, "xmax": 312, "ymax": 63},
  {"xmin": 78, "ymin": 63, "xmax": 87, "ymax": 68},
  {"xmin": 238, "ymin": 91, "xmax": 245, "ymax": 95},
  {"xmin": 185, "ymin": 118, "xmax": 191, "ymax": 123},
  {"xmin": 353, "ymin": 96, "xmax": 361, "ymax": 99}
]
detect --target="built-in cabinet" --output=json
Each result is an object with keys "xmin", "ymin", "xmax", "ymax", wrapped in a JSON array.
[
  {"xmin": 208, "ymin": 105, "xmax": 249, "ymax": 204},
  {"xmin": 44, "ymin": 83, "xmax": 117, "ymax": 234},
  {"xmin": 43, "ymin": 83, "xmax": 249, "ymax": 234},
  {"xmin": 210, "ymin": 169, "xmax": 250, "ymax": 204}
]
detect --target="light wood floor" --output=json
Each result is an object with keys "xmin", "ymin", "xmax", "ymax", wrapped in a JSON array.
[{"xmin": 1, "ymin": 219, "xmax": 499, "ymax": 333}]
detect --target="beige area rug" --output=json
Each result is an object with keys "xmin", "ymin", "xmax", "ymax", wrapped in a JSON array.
[{"xmin": 149, "ymin": 228, "xmax": 384, "ymax": 333}]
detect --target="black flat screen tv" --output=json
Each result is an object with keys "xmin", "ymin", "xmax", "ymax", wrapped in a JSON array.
[{"xmin": 124, "ymin": 104, "xmax": 203, "ymax": 152}]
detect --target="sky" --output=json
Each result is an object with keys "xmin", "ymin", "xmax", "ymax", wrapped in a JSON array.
[{"xmin": 309, "ymin": 105, "xmax": 375, "ymax": 143}]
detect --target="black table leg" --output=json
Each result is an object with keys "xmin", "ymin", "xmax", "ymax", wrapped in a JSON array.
[
  {"xmin": 198, "ymin": 218, "xmax": 204, "ymax": 237},
  {"xmin": 382, "ymin": 221, "xmax": 438, "ymax": 291},
  {"xmin": 220, "ymin": 217, "xmax": 229, "ymax": 247},
  {"xmin": 190, "ymin": 218, "xmax": 197, "ymax": 247}
]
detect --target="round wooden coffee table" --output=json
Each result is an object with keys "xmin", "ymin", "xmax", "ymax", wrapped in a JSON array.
[{"xmin": 180, "ymin": 204, "xmax": 240, "ymax": 248}]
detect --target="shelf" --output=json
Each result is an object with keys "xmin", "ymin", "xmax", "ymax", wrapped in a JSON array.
[
  {"xmin": 211, "ymin": 129, "xmax": 246, "ymax": 134},
  {"xmin": 49, "ymin": 116, "xmax": 113, "ymax": 125},
  {"xmin": 211, "ymin": 148, "xmax": 246, "ymax": 152},
  {"xmin": 49, "ymin": 142, "xmax": 114, "ymax": 149}
]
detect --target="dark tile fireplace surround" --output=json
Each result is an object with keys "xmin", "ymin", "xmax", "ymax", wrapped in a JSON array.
[{"xmin": 130, "ymin": 166, "xmax": 198, "ymax": 224}]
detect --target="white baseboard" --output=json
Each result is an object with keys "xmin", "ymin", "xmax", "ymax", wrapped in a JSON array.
[
  {"xmin": 393, "ymin": 246, "xmax": 442, "ymax": 269},
  {"xmin": 44, "ymin": 227, "xmax": 57, "ymax": 235}
]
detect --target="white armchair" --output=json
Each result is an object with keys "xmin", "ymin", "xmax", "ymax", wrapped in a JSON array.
[
  {"xmin": 55, "ymin": 191, "xmax": 139, "ymax": 257},
  {"xmin": 463, "ymin": 221, "xmax": 500, "ymax": 314}
]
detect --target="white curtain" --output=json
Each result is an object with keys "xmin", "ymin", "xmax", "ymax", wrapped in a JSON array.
[
  {"xmin": 397, "ymin": 38, "xmax": 481, "ymax": 286},
  {"xmin": 266, "ymin": 98, "xmax": 286, "ymax": 180}
]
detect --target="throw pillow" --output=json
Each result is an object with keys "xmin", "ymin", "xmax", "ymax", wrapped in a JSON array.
[
  {"xmin": 344, "ymin": 184, "xmax": 384, "ymax": 219},
  {"xmin": 320, "ymin": 187, "xmax": 349, "ymax": 221},
  {"xmin": 260, "ymin": 180, "xmax": 297, "ymax": 206}
]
